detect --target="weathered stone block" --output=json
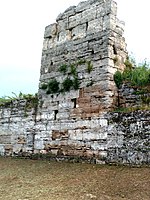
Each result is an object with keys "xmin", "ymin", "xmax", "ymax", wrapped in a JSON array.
[
  {"xmin": 82, "ymin": 7, "xmax": 97, "ymax": 23},
  {"xmin": 44, "ymin": 23, "xmax": 57, "ymax": 39},
  {"xmin": 72, "ymin": 24, "xmax": 87, "ymax": 40},
  {"xmin": 34, "ymin": 140, "xmax": 44, "ymax": 150},
  {"xmin": 87, "ymin": 18, "xmax": 103, "ymax": 34},
  {"xmin": 52, "ymin": 130, "xmax": 68, "ymax": 140},
  {"xmin": 0, "ymin": 131, "xmax": 11, "ymax": 144},
  {"xmin": 0, "ymin": 145, "xmax": 5, "ymax": 156},
  {"xmin": 68, "ymin": 13, "xmax": 82, "ymax": 29},
  {"xmin": 91, "ymin": 142, "xmax": 107, "ymax": 150},
  {"xmin": 69, "ymin": 130, "xmax": 83, "ymax": 141}
]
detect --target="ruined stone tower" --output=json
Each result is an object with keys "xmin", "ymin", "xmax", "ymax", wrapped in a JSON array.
[
  {"xmin": 0, "ymin": 0, "xmax": 149, "ymax": 165},
  {"xmin": 35, "ymin": 0, "xmax": 127, "ymax": 161},
  {"xmin": 39, "ymin": 0, "xmax": 126, "ymax": 114}
]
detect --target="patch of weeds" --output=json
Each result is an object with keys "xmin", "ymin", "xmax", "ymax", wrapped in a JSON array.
[
  {"xmin": 40, "ymin": 83, "xmax": 47, "ymax": 90},
  {"xmin": 141, "ymin": 95, "xmax": 150, "ymax": 105},
  {"xmin": 23, "ymin": 96, "xmax": 38, "ymax": 117},
  {"xmin": 86, "ymin": 60, "xmax": 93, "ymax": 73},
  {"xmin": 124, "ymin": 58, "xmax": 133, "ymax": 69},
  {"xmin": 47, "ymin": 79, "xmax": 60, "ymax": 94},
  {"xmin": 70, "ymin": 64, "xmax": 77, "ymax": 76},
  {"xmin": 114, "ymin": 70, "xmax": 123, "ymax": 89},
  {"xmin": 113, "ymin": 107, "xmax": 129, "ymax": 113},
  {"xmin": 0, "ymin": 93, "xmax": 38, "ymax": 107},
  {"xmin": 62, "ymin": 77, "xmax": 73, "ymax": 92},
  {"xmin": 0, "ymin": 98, "xmax": 12, "ymax": 107},
  {"xmin": 59, "ymin": 64, "xmax": 68, "ymax": 74},
  {"xmin": 42, "ymin": 59, "xmax": 95, "ymax": 94},
  {"xmin": 133, "ymin": 89, "xmax": 147, "ymax": 95},
  {"xmin": 31, "ymin": 94, "xmax": 39, "ymax": 115},
  {"xmin": 73, "ymin": 76, "xmax": 80, "ymax": 90},
  {"xmin": 76, "ymin": 59, "xmax": 86, "ymax": 65},
  {"xmin": 24, "ymin": 113, "xmax": 28, "ymax": 117}
]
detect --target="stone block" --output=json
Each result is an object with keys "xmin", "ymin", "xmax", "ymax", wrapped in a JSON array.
[
  {"xmin": 0, "ymin": 134, "xmax": 11, "ymax": 144},
  {"xmin": 68, "ymin": 13, "xmax": 82, "ymax": 29},
  {"xmin": 87, "ymin": 18, "xmax": 103, "ymax": 34},
  {"xmin": 75, "ymin": 1, "xmax": 90, "ymax": 13},
  {"xmin": 44, "ymin": 23, "xmax": 57, "ymax": 39},
  {"xmin": 57, "ymin": 112, "xmax": 70, "ymax": 120},
  {"xmin": 58, "ymin": 30, "xmax": 72, "ymax": 43},
  {"xmin": 82, "ymin": 7, "xmax": 97, "ymax": 23},
  {"xmin": 34, "ymin": 140, "xmax": 44, "ymax": 150},
  {"xmin": 82, "ymin": 131, "xmax": 99, "ymax": 141},
  {"xmin": 72, "ymin": 24, "xmax": 86, "ymax": 40},
  {"xmin": 91, "ymin": 142, "xmax": 106, "ymax": 151},
  {"xmin": 0, "ymin": 145, "xmax": 5, "ymax": 156},
  {"xmin": 17, "ymin": 136, "xmax": 26, "ymax": 144},
  {"xmin": 52, "ymin": 130, "xmax": 68, "ymax": 140},
  {"xmin": 69, "ymin": 130, "xmax": 83, "ymax": 141}
]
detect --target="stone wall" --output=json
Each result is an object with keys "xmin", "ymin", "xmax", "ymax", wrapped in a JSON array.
[
  {"xmin": 0, "ymin": 100, "xmax": 149, "ymax": 165},
  {"xmin": 118, "ymin": 83, "xmax": 150, "ymax": 109},
  {"xmin": 106, "ymin": 111, "xmax": 150, "ymax": 165},
  {"xmin": 0, "ymin": 99, "xmax": 37, "ymax": 156},
  {"xmin": 0, "ymin": 0, "xmax": 149, "ymax": 165}
]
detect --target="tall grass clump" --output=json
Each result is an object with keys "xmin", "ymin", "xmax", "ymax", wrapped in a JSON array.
[{"xmin": 114, "ymin": 58, "xmax": 150, "ymax": 88}]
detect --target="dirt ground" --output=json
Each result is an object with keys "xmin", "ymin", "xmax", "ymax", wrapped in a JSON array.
[{"xmin": 0, "ymin": 157, "xmax": 149, "ymax": 200}]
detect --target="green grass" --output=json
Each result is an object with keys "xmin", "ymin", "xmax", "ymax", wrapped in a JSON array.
[{"xmin": 114, "ymin": 60, "xmax": 150, "ymax": 89}]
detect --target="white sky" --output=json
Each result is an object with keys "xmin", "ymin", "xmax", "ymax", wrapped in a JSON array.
[{"xmin": 0, "ymin": 0, "xmax": 150, "ymax": 97}]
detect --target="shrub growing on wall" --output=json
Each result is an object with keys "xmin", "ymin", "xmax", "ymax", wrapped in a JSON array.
[
  {"xmin": 73, "ymin": 76, "xmax": 80, "ymax": 90},
  {"xmin": 40, "ymin": 83, "xmax": 47, "ymax": 90},
  {"xmin": 86, "ymin": 60, "xmax": 93, "ymax": 73},
  {"xmin": 62, "ymin": 77, "xmax": 73, "ymax": 92},
  {"xmin": 46, "ymin": 79, "xmax": 60, "ymax": 94},
  {"xmin": 59, "ymin": 64, "xmax": 68, "ymax": 74},
  {"xmin": 114, "ymin": 61, "xmax": 150, "ymax": 88},
  {"xmin": 70, "ymin": 64, "xmax": 77, "ymax": 76},
  {"xmin": 41, "ymin": 59, "xmax": 94, "ymax": 94},
  {"xmin": 114, "ymin": 71, "xmax": 123, "ymax": 89}
]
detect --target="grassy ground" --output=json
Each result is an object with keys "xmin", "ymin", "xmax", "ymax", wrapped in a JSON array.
[{"xmin": 0, "ymin": 157, "xmax": 149, "ymax": 200}]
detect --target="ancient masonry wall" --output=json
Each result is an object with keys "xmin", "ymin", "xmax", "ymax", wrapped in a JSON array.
[
  {"xmin": 0, "ymin": 101, "xmax": 149, "ymax": 164},
  {"xmin": 0, "ymin": 99, "xmax": 37, "ymax": 156},
  {"xmin": 0, "ymin": 0, "xmax": 149, "ymax": 165}
]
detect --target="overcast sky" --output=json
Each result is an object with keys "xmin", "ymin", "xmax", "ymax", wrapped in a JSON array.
[{"xmin": 0, "ymin": 0, "xmax": 150, "ymax": 97}]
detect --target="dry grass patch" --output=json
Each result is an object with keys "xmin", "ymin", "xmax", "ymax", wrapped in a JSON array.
[{"xmin": 0, "ymin": 157, "xmax": 149, "ymax": 200}]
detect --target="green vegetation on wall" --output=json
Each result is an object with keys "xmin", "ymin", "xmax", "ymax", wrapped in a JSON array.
[
  {"xmin": 86, "ymin": 60, "xmax": 93, "ymax": 73},
  {"xmin": 73, "ymin": 76, "xmax": 80, "ymax": 90},
  {"xmin": 114, "ymin": 70, "xmax": 123, "ymax": 89},
  {"xmin": 114, "ymin": 59, "xmax": 150, "ymax": 89},
  {"xmin": 114, "ymin": 58, "xmax": 150, "ymax": 112},
  {"xmin": 62, "ymin": 77, "xmax": 73, "ymax": 92},
  {"xmin": 0, "ymin": 92, "xmax": 38, "ymax": 109},
  {"xmin": 70, "ymin": 64, "xmax": 77, "ymax": 76},
  {"xmin": 46, "ymin": 79, "xmax": 59, "ymax": 94},
  {"xmin": 40, "ymin": 83, "xmax": 47, "ymax": 90},
  {"xmin": 41, "ymin": 59, "xmax": 93, "ymax": 95},
  {"xmin": 58, "ymin": 64, "xmax": 68, "ymax": 74}
]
